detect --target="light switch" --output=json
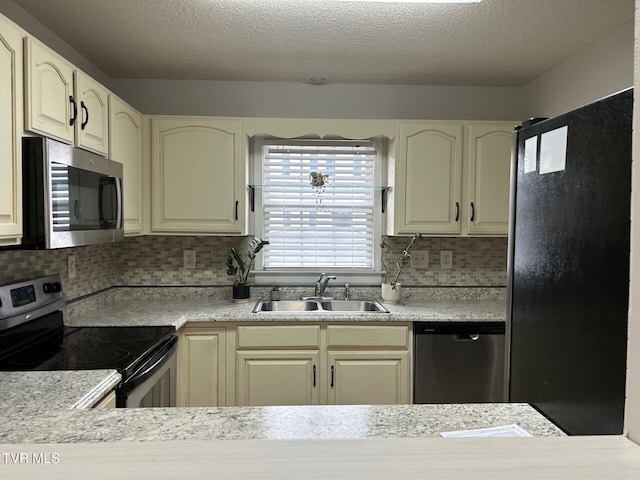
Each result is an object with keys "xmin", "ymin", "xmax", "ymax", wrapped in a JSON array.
[{"xmin": 411, "ymin": 250, "xmax": 429, "ymax": 269}]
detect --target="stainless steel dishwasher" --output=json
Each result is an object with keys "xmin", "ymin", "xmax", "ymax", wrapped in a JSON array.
[{"xmin": 413, "ymin": 322, "xmax": 505, "ymax": 403}]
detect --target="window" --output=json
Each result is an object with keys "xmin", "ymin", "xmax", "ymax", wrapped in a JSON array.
[{"xmin": 254, "ymin": 138, "xmax": 383, "ymax": 275}]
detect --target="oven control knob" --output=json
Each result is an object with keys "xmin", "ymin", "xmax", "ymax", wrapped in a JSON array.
[{"xmin": 43, "ymin": 282, "xmax": 62, "ymax": 294}]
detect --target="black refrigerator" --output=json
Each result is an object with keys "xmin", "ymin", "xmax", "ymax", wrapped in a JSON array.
[{"xmin": 507, "ymin": 88, "xmax": 632, "ymax": 435}]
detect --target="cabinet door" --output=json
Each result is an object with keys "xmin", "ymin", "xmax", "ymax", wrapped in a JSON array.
[
  {"xmin": 0, "ymin": 16, "xmax": 22, "ymax": 245},
  {"xmin": 236, "ymin": 351, "xmax": 320, "ymax": 406},
  {"xmin": 24, "ymin": 37, "xmax": 74, "ymax": 144},
  {"xmin": 466, "ymin": 123, "xmax": 513, "ymax": 236},
  {"xmin": 177, "ymin": 327, "xmax": 226, "ymax": 407},
  {"xmin": 75, "ymin": 71, "xmax": 109, "ymax": 155},
  {"xmin": 327, "ymin": 351, "xmax": 409, "ymax": 405},
  {"xmin": 396, "ymin": 122, "xmax": 463, "ymax": 235},
  {"xmin": 110, "ymin": 95, "xmax": 144, "ymax": 235},
  {"xmin": 93, "ymin": 390, "xmax": 116, "ymax": 409},
  {"xmin": 151, "ymin": 117, "xmax": 245, "ymax": 234}
]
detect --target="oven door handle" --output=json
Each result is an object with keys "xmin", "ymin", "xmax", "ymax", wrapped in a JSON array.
[{"xmin": 123, "ymin": 335, "xmax": 178, "ymax": 391}]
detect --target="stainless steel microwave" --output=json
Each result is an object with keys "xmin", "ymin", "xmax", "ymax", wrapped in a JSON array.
[{"xmin": 21, "ymin": 137, "xmax": 124, "ymax": 249}]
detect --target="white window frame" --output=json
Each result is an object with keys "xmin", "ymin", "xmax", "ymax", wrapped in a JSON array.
[{"xmin": 251, "ymin": 136, "xmax": 386, "ymax": 285}]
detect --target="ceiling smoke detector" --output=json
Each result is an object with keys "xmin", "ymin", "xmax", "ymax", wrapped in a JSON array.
[{"xmin": 305, "ymin": 74, "xmax": 329, "ymax": 85}]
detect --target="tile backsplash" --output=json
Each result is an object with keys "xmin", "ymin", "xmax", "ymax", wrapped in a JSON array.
[
  {"xmin": 0, "ymin": 243, "xmax": 116, "ymax": 300},
  {"xmin": 0, "ymin": 235, "xmax": 507, "ymax": 301}
]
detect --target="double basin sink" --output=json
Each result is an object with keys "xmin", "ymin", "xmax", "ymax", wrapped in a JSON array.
[{"xmin": 252, "ymin": 298, "xmax": 390, "ymax": 313}]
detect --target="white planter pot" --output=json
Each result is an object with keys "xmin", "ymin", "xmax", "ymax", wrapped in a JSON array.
[{"xmin": 381, "ymin": 283, "xmax": 402, "ymax": 304}]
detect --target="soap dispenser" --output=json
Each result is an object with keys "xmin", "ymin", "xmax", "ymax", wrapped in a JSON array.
[{"xmin": 270, "ymin": 286, "xmax": 281, "ymax": 301}]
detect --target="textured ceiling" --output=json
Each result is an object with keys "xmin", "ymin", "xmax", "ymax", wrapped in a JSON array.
[{"xmin": 13, "ymin": 0, "xmax": 635, "ymax": 86}]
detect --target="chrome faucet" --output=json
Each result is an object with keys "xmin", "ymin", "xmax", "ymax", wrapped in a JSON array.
[{"xmin": 315, "ymin": 273, "xmax": 336, "ymax": 297}]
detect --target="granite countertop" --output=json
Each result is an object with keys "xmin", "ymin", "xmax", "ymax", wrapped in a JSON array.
[
  {"xmin": 0, "ymin": 370, "xmax": 121, "ymax": 410},
  {"xmin": 64, "ymin": 287, "xmax": 507, "ymax": 328},
  {"xmin": 0, "ymin": 285, "xmax": 544, "ymax": 446},
  {"xmin": 0, "ymin": 403, "xmax": 563, "ymax": 443}
]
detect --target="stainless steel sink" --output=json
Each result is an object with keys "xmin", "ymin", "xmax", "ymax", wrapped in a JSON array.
[
  {"xmin": 252, "ymin": 299, "xmax": 389, "ymax": 313},
  {"xmin": 252, "ymin": 300, "xmax": 319, "ymax": 312},
  {"xmin": 320, "ymin": 300, "xmax": 388, "ymax": 312}
]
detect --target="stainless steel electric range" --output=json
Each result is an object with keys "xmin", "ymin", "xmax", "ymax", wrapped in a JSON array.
[{"xmin": 0, "ymin": 275, "xmax": 177, "ymax": 408}]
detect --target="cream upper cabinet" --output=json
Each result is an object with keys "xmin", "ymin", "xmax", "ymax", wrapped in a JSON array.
[
  {"xmin": 464, "ymin": 122, "xmax": 515, "ymax": 236},
  {"xmin": 24, "ymin": 37, "xmax": 109, "ymax": 156},
  {"xmin": 151, "ymin": 117, "xmax": 245, "ymax": 234},
  {"xmin": 0, "ymin": 15, "xmax": 23, "ymax": 246},
  {"xmin": 177, "ymin": 326, "xmax": 226, "ymax": 407},
  {"xmin": 392, "ymin": 120, "xmax": 513, "ymax": 237},
  {"xmin": 24, "ymin": 37, "xmax": 74, "ymax": 145},
  {"xmin": 74, "ymin": 70, "xmax": 109, "ymax": 155},
  {"xmin": 394, "ymin": 122, "xmax": 463, "ymax": 235},
  {"xmin": 110, "ymin": 95, "xmax": 144, "ymax": 235}
]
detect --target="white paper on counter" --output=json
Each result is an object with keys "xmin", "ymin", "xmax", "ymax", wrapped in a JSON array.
[{"xmin": 440, "ymin": 424, "xmax": 533, "ymax": 438}]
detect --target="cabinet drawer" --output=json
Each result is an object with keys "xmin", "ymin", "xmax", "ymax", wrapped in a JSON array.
[
  {"xmin": 237, "ymin": 325, "xmax": 320, "ymax": 349},
  {"xmin": 326, "ymin": 325, "xmax": 409, "ymax": 348}
]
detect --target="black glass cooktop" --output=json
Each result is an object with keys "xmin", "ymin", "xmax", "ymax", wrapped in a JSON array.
[{"xmin": 0, "ymin": 320, "xmax": 175, "ymax": 378}]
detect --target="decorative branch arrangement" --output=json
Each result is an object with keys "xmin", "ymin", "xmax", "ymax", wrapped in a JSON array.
[{"xmin": 380, "ymin": 233, "xmax": 422, "ymax": 289}]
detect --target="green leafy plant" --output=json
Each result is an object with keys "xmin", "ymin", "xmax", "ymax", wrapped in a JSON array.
[
  {"xmin": 380, "ymin": 233, "xmax": 422, "ymax": 289},
  {"xmin": 226, "ymin": 237, "xmax": 269, "ymax": 286}
]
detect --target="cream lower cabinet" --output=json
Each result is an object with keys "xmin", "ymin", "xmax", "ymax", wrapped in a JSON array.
[
  {"xmin": 235, "ymin": 324, "xmax": 321, "ymax": 406},
  {"xmin": 326, "ymin": 324, "xmax": 411, "ymax": 405},
  {"xmin": 177, "ymin": 326, "xmax": 226, "ymax": 407},
  {"xmin": 236, "ymin": 351, "xmax": 320, "ymax": 406},
  {"xmin": 151, "ymin": 117, "xmax": 245, "ymax": 234},
  {"xmin": 93, "ymin": 390, "xmax": 116, "ymax": 409},
  {"xmin": 235, "ymin": 323, "xmax": 411, "ymax": 406},
  {"xmin": 327, "ymin": 352, "xmax": 410, "ymax": 405},
  {"xmin": 0, "ymin": 14, "xmax": 23, "ymax": 246}
]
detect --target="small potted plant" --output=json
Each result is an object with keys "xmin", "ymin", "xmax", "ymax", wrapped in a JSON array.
[
  {"xmin": 380, "ymin": 233, "xmax": 422, "ymax": 303},
  {"xmin": 226, "ymin": 237, "xmax": 269, "ymax": 302}
]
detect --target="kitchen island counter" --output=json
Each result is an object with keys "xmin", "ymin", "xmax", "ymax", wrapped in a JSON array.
[
  {"xmin": 0, "ymin": 402, "xmax": 562, "ymax": 443},
  {"xmin": 0, "ymin": 370, "xmax": 121, "ymax": 411}
]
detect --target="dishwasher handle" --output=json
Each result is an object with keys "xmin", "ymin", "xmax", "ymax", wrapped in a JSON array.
[{"xmin": 454, "ymin": 333, "xmax": 480, "ymax": 342}]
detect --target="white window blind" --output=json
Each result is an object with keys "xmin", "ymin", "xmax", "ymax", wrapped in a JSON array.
[{"xmin": 260, "ymin": 140, "xmax": 379, "ymax": 269}]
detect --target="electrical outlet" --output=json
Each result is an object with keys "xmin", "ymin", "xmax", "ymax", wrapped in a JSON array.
[
  {"xmin": 68, "ymin": 255, "xmax": 77, "ymax": 279},
  {"xmin": 183, "ymin": 249, "xmax": 196, "ymax": 269},
  {"xmin": 440, "ymin": 250, "xmax": 453, "ymax": 269},
  {"xmin": 411, "ymin": 250, "xmax": 429, "ymax": 269}
]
